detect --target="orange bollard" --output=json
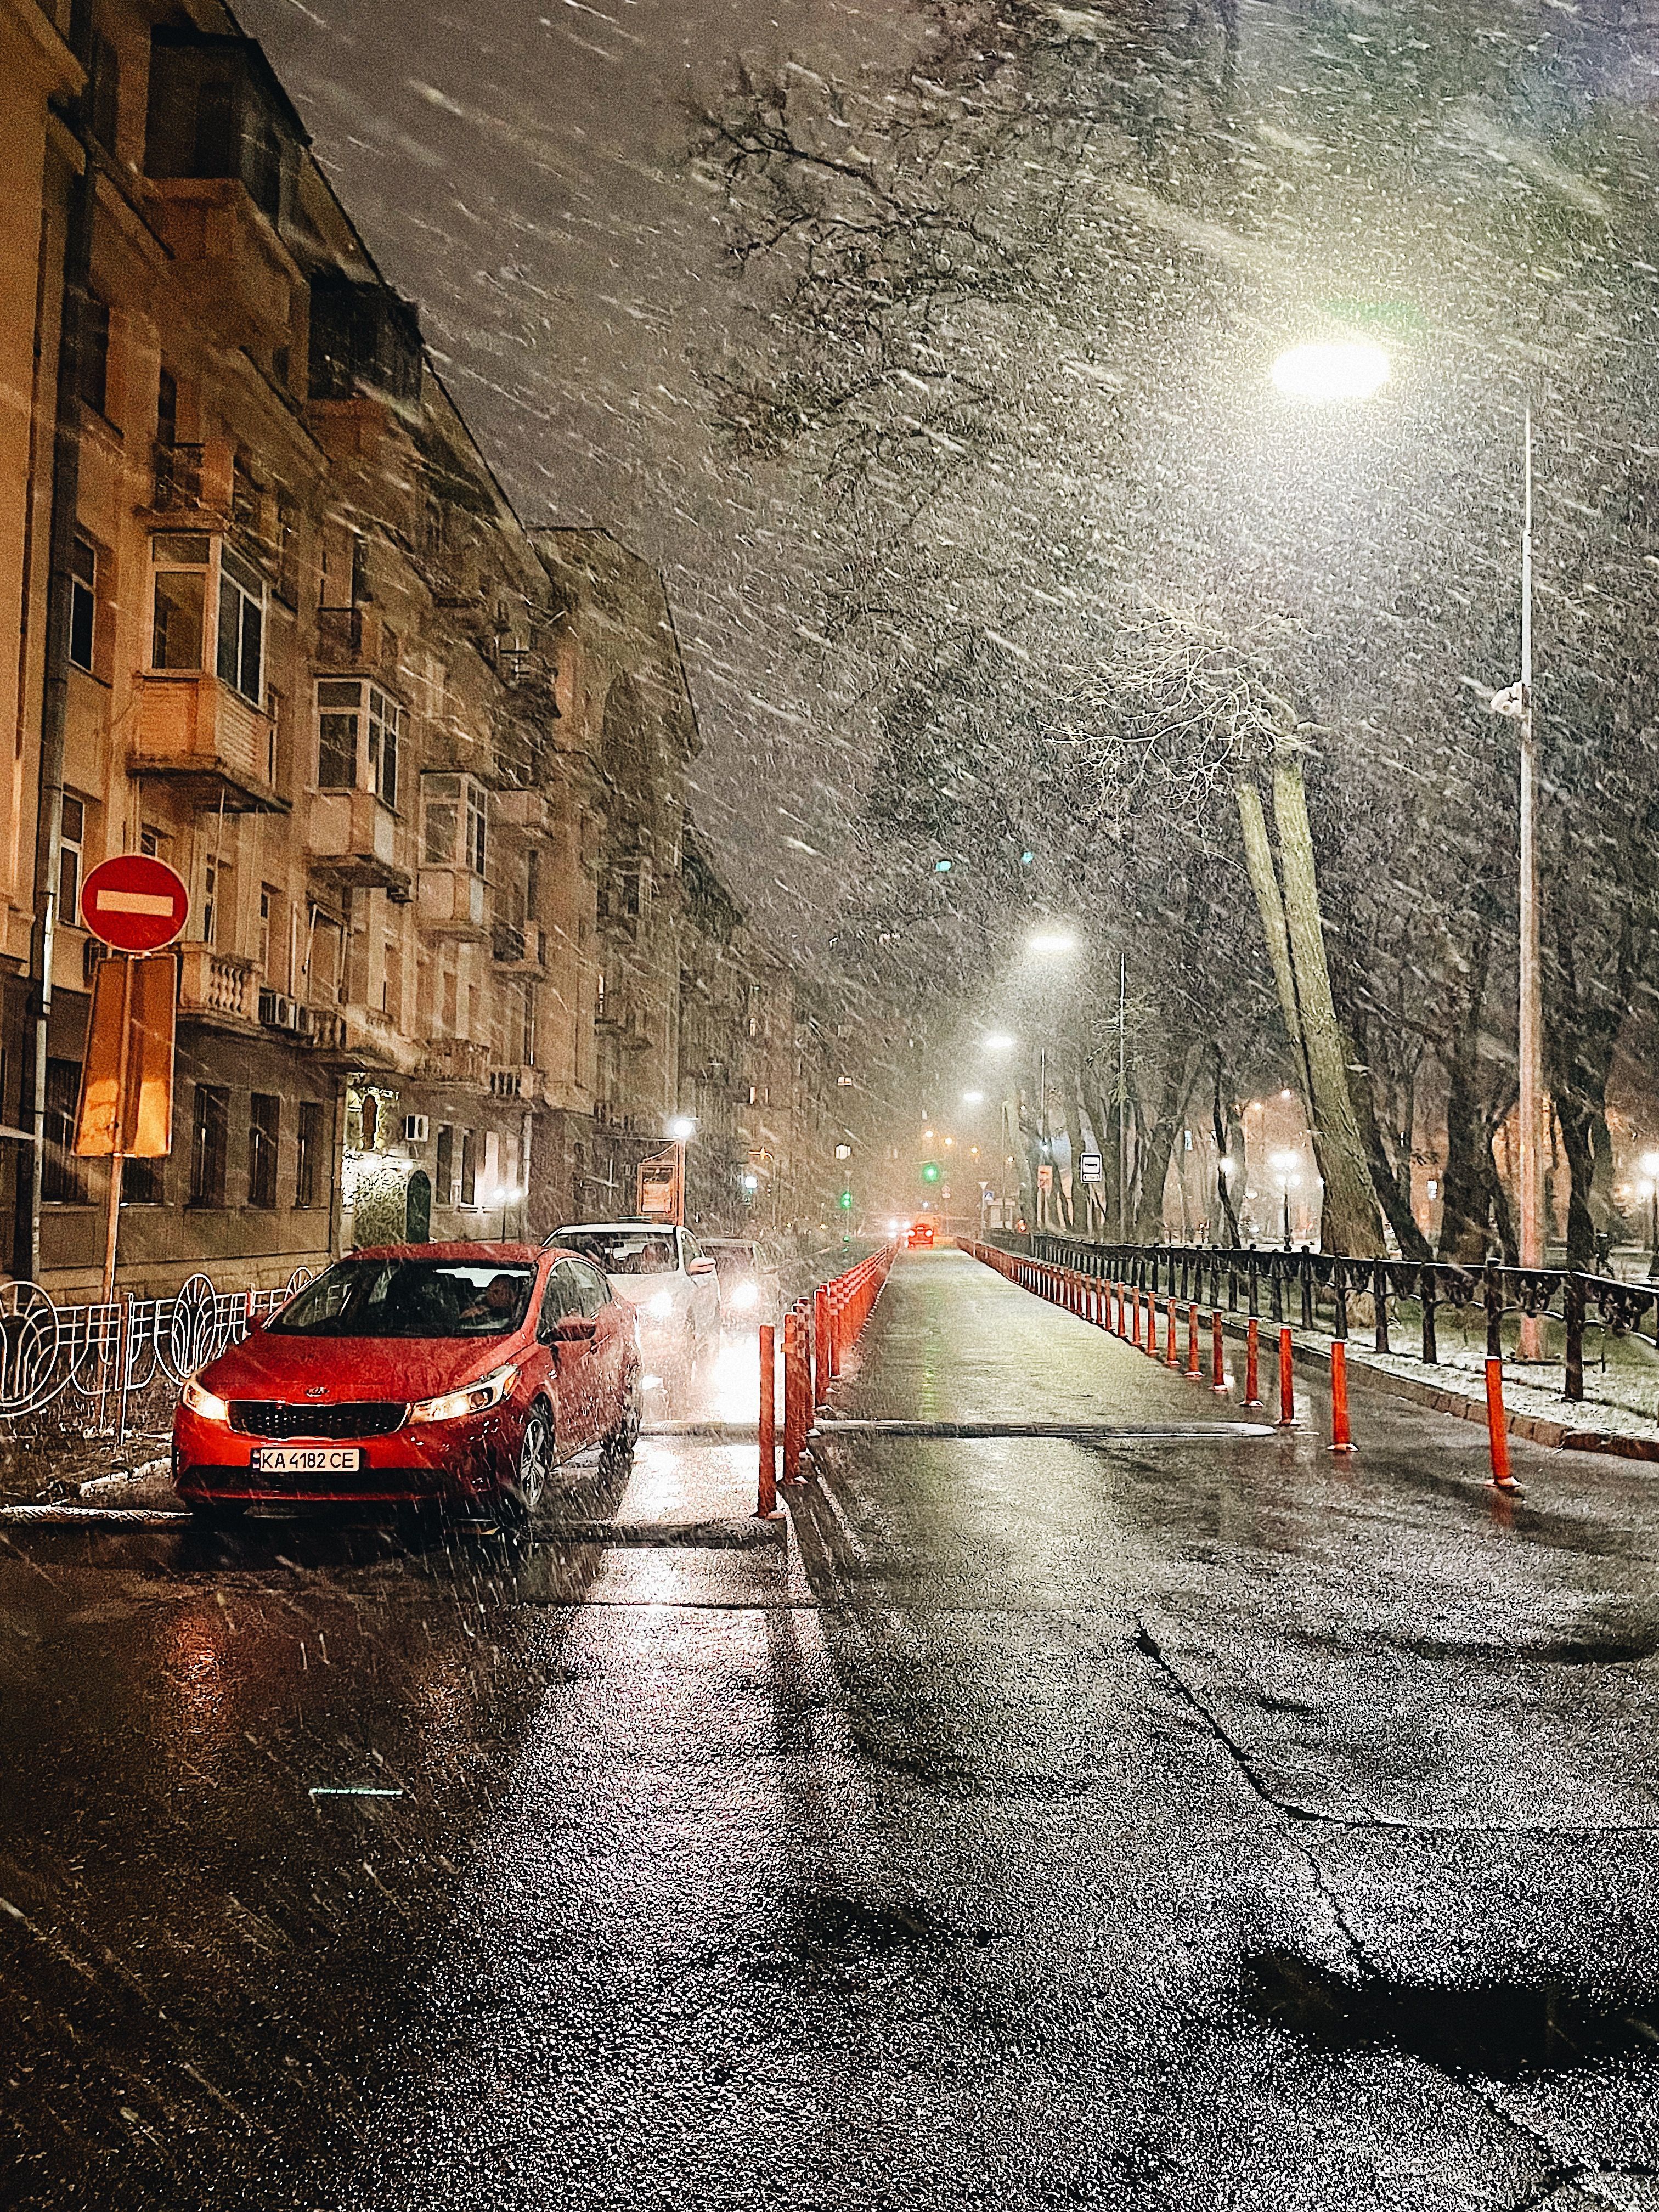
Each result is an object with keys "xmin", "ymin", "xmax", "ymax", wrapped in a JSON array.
[
  {"xmin": 1145, "ymin": 1293, "xmax": 1158, "ymax": 1358},
  {"xmin": 1211, "ymin": 1311, "xmax": 1228, "ymax": 1393},
  {"xmin": 1166, "ymin": 1297, "xmax": 1181, "ymax": 1369},
  {"xmin": 1186, "ymin": 1302, "xmax": 1201, "ymax": 1379},
  {"xmin": 782, "ymin": 1311, "xmax": 809, "ymax": 1480},
  {"xmin": 757, "ymin": 1323, "xmax": 777, "ymax": 1513},
  {"xmin": 1276, "ymin": 1325, "xmax": 1295, "ymax": 1426},
  {"xmin": 1244, "ymin": 1317, "xmax": 1263, "ymax": 1407},
  {"xmin": 1329, "ymin": 1339, "xmax": 1355, "ymax": 1454},
  {"xmin": 1131, "ymin": 1288, "xmax": 1142, "ymax": 1348},
  {"xmin": 814, "ymin": 1284, "xmax": 831, "ymax": 1407},
  {"xmin": 1486, "ymin": 1356, "xmax": 1517, "ymax": 1489}
]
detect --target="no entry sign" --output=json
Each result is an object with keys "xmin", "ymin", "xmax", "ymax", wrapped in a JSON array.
[{"xmin": 80, "ymin": 854, "xmax": 190, "ymax": 953}]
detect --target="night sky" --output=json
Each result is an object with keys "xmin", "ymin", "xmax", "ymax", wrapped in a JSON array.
[{"xmin": 235, "ymin": 0, "xmax": 917, "ymax": 942}]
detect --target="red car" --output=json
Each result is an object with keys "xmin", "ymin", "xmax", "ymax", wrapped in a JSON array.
[
  {"xmin": 907, "ymin": 1220, "xmax": 936, "ymax": 1249},
  {"xmin": 172, "ymin": 1242, "xmax": 641, "ymax": 1527}
]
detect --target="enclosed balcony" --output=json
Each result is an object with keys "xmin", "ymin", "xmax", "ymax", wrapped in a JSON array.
[
  {"xmin": 490, "ymin": 920, "xmax": 544, "ymax": 972},
  {"xmin": 130, "ymin": 673, "xmax": 285, "ymax": 812},
  {"xmin": 416, "ymin": 1039, "xmax": 492, "ymax": 1088},
  {"xmin": 307, "ymin": 787, "xmax": 409, "ymax": 895}
]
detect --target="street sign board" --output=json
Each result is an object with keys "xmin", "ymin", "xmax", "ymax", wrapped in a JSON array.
[
  {"xmin": 1080, "ymin": 1152, "xmax": 1103, "ymax": 1183},
  {"xmin": 80, "ymin": 854, "xmax": 189, "ymax": 952}
]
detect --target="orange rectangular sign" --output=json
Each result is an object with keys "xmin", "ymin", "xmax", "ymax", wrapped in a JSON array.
[{"xmin": 74, "ymin": 951, "xmax": 177, "ymax": 1157}]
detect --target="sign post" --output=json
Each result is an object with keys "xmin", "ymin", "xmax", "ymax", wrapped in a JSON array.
[{"xmin": 74, "ymin": 856, "xmax": 188, "ymax": 1304}]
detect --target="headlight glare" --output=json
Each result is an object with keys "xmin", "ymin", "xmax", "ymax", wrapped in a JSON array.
[
  {"xmin": 408, "ymin": 1363, "xmax": 519, "ymax": 1425},
  {"xmin": 646, "ymin": 1291, "xmax": 674, "ymax": 1318},
  {"xmin": 181, "ymin": 1376, "xmax": 230, "ymax": 1423},
  {"xmin": 730, "ymin": 1281, "xmax": 758, "ymax": 1311}
]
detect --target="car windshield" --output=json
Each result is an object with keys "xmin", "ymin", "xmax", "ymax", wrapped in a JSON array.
[
  {"xmin": 554, "ymin": 1228, "xmax": 678, "ymax": 1276},
  {"xmin": 267, "ymin": 1259, "xmax": 537, "ymax": 1338},
  {"xmin": 710, "ymin": 1246, "xmax": 757, "ymax": 1278}
]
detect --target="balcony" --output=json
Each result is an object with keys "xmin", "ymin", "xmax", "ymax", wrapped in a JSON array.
[
  {"xmin": 338, "ymin": 1004, "xmax": 416, "ymax": 1074},
  {"xmin": 418, "ymin": 865, "xmax": 489, "ymax": 940},
  {"xmin": 315, "ymin": 606, "xmax": 384, "ymax": 674},
  {"xmin": 488, "ymin": 1065, "xmax": 539, "ymax": 1102},
  {"xmin": 141, "ymin": 176, "xmax": 300, "ymax": 352},
  {"xmin": 178, "ymin": 945, "xmax": 257, "ymax": 1025},
  {"xmin": 491, "ymin": 920, "xmax": 544, "ymax": 971},
  {"xmin": 308, "ymin": 787, "xmax": 410, "ymax": 895},
  {"xmin": 415, "ymin": 1039, "xmax": 492, "ymax": 1088},
  {"xmin": 130, "ymin": 673, "xmax": 285, "ymax": 811}
]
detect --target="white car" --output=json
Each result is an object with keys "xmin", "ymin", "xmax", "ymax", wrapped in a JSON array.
[
  {"xmin": 701, "ymin": 1236, "xmax": 783, "ymax": 1329},
  {"xmin": 546, "ymin": 1221, "xmax": 720, "ymax": 1401}
]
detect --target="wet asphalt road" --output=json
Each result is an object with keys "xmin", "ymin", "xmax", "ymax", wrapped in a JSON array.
[{"xmin": 5, "ymin": 1248, "xmax": 1659, "ymax": 2209}]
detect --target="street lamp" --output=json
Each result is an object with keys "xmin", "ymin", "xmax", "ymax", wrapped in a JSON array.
[
  {"xmin": 983, "ymin": 1033, "xmax": 1015, "ymax": 1054},
  {"xmin": 1271, "ymin": 1150, "xmax": 1301, "ymax": 1249},
  {"xmin": 1271, "ymin": 340, "xmax": 1390, "ymax": 404},
  {"xmin": 961, "ymin": 1089, "xmax": 984, "ymax": 1105}
]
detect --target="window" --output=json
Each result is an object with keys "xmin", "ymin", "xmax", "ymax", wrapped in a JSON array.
[
  {"xmin": 525, "ymin": 844, "xmax": 540, "ymax": 919},
  {"xmin": 140, "ymin": 823, "xmax": 165, "ymax": 858},
  {"xmin": 156, "ymin": 366, "xmax": 178, "ymax": 449},
  {"xmin": 216, "ymin": 546, "xmax": 264, "ymax": 703},
  {"xmin": 459, "ymin": 1126, "xmax": 477, "ymax": 1207},
  {"xmin": 422, "ymin": 774, "xmax": 456, "ymax": 864},
  {"xmin": 366, "ymin": 686, "xmax": 398, "ymax": 809},
  {"xmin": 521, "ymin": 980, "xmax": 537, "ymax": 1067},
  {"xmin": 296, "ymin": 1099, "xmax": 324, "ymax": 1209},
  {"xmin": 422, "ymin": 773, "xmax": 487, "ymax": 873},
  {"xmin": 41, "ymin": 1059, "xmax": 85, "ymax": 1203},
  {"xmin": 150, "ymin": 534, "xmax": 209, "ymax": 669},
  {"xmin": 69, "ymin": 540, "xmax": 96, "ymax": 672},
  {"xmin": 304, "ymin": 909, "xmax": 343, "ymax": 1005},
  {"xmin": 259, "ymin": 885, "xmax": 279, "ymax": 977},
  {"xmin": 190, "ymin": 1085, "xmax": 229, "ymax": 1205},
  {"xmin": 315, "ymin": 679, "xmax": 399, "ymax": 804},
  {"xmin": 58, "ymin": 797, "xmax": 84, "ymax": 930},
  {"xmin": 435, "ymin": 1124, "xmax": 454, "ymax": 1205},
  {"xmin": 123, "ymin": 1152, "xmax": 163, "ymax": 1206},
  {"xmin": 382, "ymin": 935, "xmax": 402, "ymax": 1024},
  {"xmin": 249, "ymin": 1093, "xmax": 279, "ymax": 1207},
  {"xmin": 89, "ymin": 35, "xmax": 121, "ymax": 154},
  {"xmin": 201, "ymin": 855, "xmax": 219, "ymax": 946},
  {"xmin": 75, "ymin": 294, "xmax": 110, "ymax": 417}
]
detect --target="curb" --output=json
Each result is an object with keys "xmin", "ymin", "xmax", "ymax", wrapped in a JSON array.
[{"xmin": 1212, "ymin": 1312, "xmax": 1659, "ymax": 1463}]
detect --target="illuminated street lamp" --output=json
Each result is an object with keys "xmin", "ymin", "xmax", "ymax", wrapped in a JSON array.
[
  {"xmin": 1643, "ymin": 1151, "xmax": 1659, "ymax": 1279},
  {"xmin": 1271, "ymin": 1150, "xmax": 1302, "ymax": 1249},
  {"xmin": 961, "ymin": 1089, "xmax": 984, "ymax": 1105},
  {"xmin": 983, "ymin": 1034, "xmax": 1015, "ymax": 1054},
  {"xmin": 1271, "ymin": 340, "xmax": 1390, "ymax": 403}
]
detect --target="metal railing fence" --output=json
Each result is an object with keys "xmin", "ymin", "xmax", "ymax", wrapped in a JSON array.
[
  {"xmin": 978, "ymin": 1231, "xmax": 1655, "ymax": 1406},
  {"xmin": 0, "ymin": 1268, "xmax": 314, "ymax": 1442}
]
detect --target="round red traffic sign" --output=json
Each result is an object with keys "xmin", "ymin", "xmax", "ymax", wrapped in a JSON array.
[{"xmin": 79, "ymin": 854, "xmax": 190, "ymax": 953}]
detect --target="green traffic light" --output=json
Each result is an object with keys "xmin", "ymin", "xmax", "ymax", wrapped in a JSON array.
[
  {"xmin": 921, "ymin": 1161, "xmax": 941, "ymax": 1184},
  {"xmin": 838, "ymin": 1189, "xmax": 853, "ymax": 1210}
]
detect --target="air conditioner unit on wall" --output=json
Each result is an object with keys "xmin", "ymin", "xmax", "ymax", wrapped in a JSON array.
[
  {"xmin": 403, "ymin": 1114, "xmax": 430, "ymax": 1143},
  {"xmin": 258, "ymin": 990, "xmax": 301, "ymax": 1031}
]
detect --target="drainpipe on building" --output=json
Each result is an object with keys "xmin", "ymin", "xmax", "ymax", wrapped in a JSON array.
[
  {"xmin": 520, "ymin": 1104, "xmax": 533, "ymax": 1242},
  {"xmin": 21, "ymin": 49, "xmax": 95, "ymax": 1286}
]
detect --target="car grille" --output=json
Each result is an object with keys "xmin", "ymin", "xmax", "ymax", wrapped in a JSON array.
[{"xmin": 228, "ymin": 1401, "xmax": 407, "ymax": 1440}]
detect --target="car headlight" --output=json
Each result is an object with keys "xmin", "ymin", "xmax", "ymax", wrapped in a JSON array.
[
  {"xmin": 730, "ymin": 1281, "xmax": 758, "ymax": 1311},
  {"xmin": 181, "ymin": 1376, "xmax": 230, "ymax": 1423},
  {"xmin": 646, "ymin": 1291, "xmax": 675, "ymax": 1318},
  {"xmin": 408, "ymin": 1363, "xmax": 519, "ymax": 1425}
]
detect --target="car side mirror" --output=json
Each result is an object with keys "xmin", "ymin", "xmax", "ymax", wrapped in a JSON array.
[
  {"xmin": 554, "ymin": 1315, "xmax": 598, "ymax": 1345},
  {"xmin": 687, "ymin": 1257, "xmax": 716, "ymax": 1278}
]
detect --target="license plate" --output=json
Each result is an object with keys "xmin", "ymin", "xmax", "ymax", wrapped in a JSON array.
[{"xmin": 251, "ymin": 1447, "xmax": 365, "ymax": 1475}]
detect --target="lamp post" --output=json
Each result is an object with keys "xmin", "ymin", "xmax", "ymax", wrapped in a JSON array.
[
  {"xmin": 1642, "ymin": 1152, "xmax": 1659, "ymax": 1280},
  {"xmin": 1271, "ymin": 1150, "xmax": 1301, "ymax": 1250},
  {"xmin": 668, "ymin": 1113, "xmax": 695, "ymax": 1228}
]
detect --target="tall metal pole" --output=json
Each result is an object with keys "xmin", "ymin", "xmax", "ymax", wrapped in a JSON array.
[
  {"xmin": 1038, "ymin": 1043, "xmax": 1047, "ymax": 1231},
  {"xmin": 1117, "ymin": 952, "xmax": 1127, "ymax": 1240},
  {"xmin": 1518, "ymin": 409, "xmax": 1545, "ymax": 1356}
]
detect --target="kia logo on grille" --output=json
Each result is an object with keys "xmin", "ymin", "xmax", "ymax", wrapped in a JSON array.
[{"xmin": 303, "ymin": 1386, "xmax": 329, "ymax": 1399}]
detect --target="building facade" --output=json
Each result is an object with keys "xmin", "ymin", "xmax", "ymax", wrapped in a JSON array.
[{"xmin": 0, "ymin": 0, "xmax": 837, "ymax": 1297}]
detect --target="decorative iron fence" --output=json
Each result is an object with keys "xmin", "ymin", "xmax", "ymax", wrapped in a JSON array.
[
  {"xmin": 0, "ymin": 1268, "xmax": 315, "ymax": 1441},
  {"xmin": 981, "ymin": 1232, "xmax": 1657, "ymax": 1407}
]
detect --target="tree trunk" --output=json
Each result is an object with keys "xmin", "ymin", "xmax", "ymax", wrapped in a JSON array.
[
  {"xmin": 1349, "ymin": 1030, "xmax": 1432, "ymax": 1260},
  {"xmin": 1438, "ymin": 923, "xmax": 1498, "ymax": 1262},
  {"xmin": 1235, "ymin": 776, "xmax": 1308, "ymax": 1090},
  {"xmin": 1269, "ymin": 744, "xmax": 1383, "ymax": 1255},
  {"xmin": 1209, "ymin": 1047, "xmax": 1242, "ymax": 1246}
]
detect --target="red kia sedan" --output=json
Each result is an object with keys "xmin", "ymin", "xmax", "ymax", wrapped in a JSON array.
[{"xmin": 172, "ymin": 1243, "xmax": 641, "ymax": 1526}]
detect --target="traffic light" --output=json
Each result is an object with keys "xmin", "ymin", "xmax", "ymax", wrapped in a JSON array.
[
  {"xmin": 838, "ymin": 1188, "xmax": 853, "ymax": 1211},
  {"xmin": 920, "ymin": 1161, "xmax": 941, "ymax": 1186}
]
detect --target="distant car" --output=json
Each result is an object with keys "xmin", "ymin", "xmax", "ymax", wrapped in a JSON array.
[
  {"xmin": 548, "ymin": 1221, "xmax": 720, "ymax": 1398},
  {"xmin": 700, "ymin": 1236, "xmax": 782, "ymax": 1329},
  {"xmin": 907, "ymin": 1220, "xmax": 936, "ymax": 1249},
  {"xmin": 172, "ymin": 1242, "xmax": 641, "ymax": 1527}
]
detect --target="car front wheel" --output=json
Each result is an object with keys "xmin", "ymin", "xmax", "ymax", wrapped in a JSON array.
[{"xmin": 498, "ymin": 1404, "xmax": 553, "ymax": 1528}]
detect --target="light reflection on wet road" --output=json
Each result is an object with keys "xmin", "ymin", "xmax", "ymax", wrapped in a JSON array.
[{"xmin": 4, "ymin": 1252, "xmax": 1659, "ymax": 2209}]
